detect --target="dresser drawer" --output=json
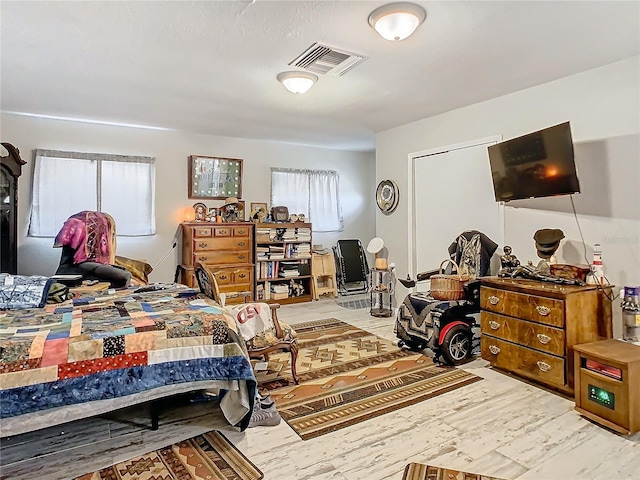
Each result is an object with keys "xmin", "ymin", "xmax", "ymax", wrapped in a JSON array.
[
  {"xmin": 193, "ymin": 250, "xmax": 251, "ymax": 264},
  {"xmin": 481, "ymin": 286, "xmax": 565, "ymax": 327},
  {"xmin": 208, "ymin": 266, "xmax": 253, "ymax": 287},
  {"xmin": 193, "ymin": 237, "xmax": 252, "ymax": 252},
  {"xmin": 233, "ymin": 226, "xmax": 251, "ymax": 237},
  {"xmin": 482, "ymin": 336, "xmax": 566, "ymax": 389},
  {"xmin": 193, "ymin": 226, "xmax": 214, "ymax": 237},
  {"xmin": 481, "ymin": 311, "xmax": 565, "ymax": 356}
]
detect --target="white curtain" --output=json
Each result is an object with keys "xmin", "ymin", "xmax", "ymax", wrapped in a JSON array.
[
  {"xmin": 270, "ymin": 170, "xmax": 310, "ymax": 217},
  {"xmin": 271, "ymin": 168, "xmax": 343, "ymax": 232},
  {"xmin": 30, "ymin": 156, "xmax": 98, "ymax": 237},
  {"xmin": 29, "ymin": 150, "xmax": 155, "ymax": 237},
  {"xmin": 102, "ymin": 160, "xmax": 156, "ymax": 235},
  {"xmin": 309, "ymin": 170, "xmax": 343, "ymax": 232}
]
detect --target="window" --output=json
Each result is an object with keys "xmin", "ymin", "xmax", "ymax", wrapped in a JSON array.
[
  {"xmin": 270, "ymin": 168, "xmax": 343, "ymax": 232},
  {"xmin": 29, "ymin": 150, "xmax": 156, "ymax": 237}
]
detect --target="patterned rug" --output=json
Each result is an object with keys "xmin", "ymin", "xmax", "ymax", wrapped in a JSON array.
[
  {"xmin": 75, "ymin": 431, "xmax": 263, "ymax": 480},
  {"xmin": 258, "ymin": 318, "xmax": 482, "ymax": 440},
  {"xmin": 402, "ymin": 463, "xmax": 505, "ymax": 480}
]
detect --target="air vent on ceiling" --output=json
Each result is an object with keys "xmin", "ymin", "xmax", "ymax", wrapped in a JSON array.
[{"xmin": 289, "ymin": 43, "xmax": 367, "ymax": 77}]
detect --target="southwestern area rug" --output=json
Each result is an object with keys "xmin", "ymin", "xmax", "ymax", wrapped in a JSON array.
[
  {"xmin": 402, "ymin": 463, "xmax": 505, "ymax": 480},
  {"xmin": 75, "ymin": 431, "xmax": 263, "ymax": 480},
  {"xmin": 258, "ymin": 318, "xmax": 482, "ymax": 440}
]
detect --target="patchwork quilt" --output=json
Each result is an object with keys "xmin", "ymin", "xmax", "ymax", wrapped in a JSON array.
[{"xmin": 0, "ymin": 284, "xmax": 256, "ymax": 431}]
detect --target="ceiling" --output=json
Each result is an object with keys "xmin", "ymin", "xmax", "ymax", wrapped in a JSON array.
[{"xmin": 1, "ymin": 1, "xmax": 638, "ymax": 152}]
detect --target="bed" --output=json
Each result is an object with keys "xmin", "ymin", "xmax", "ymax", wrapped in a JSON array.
[{"xmin": 0, "ymin": 282, "xmax": 256, "ymax": 437}]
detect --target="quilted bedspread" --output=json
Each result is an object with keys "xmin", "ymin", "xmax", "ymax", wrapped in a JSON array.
[{"xmin": 0, "ymin": 284, "xmax": 256, "ymax": 431}]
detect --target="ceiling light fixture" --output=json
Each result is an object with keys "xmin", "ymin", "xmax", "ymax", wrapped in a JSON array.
[
  {"xmin": 277, "ymin": 71, "xmax": 318, "ymax": 94},
  {"xmin": 368, "ymin": 2, "xmax": 426, "ymax": 41}
]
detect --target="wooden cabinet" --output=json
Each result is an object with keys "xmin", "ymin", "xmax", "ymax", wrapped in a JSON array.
[
  {"xmin": 255, "ymin": 222, "xmax": 312, "ymax": 305},
  {"xmin": 1, "ymin": 143, "xmax": 26, "ymax": 275},
  {"xmin": 312, "ymin": 252, "xmax": 338, "ymax": 300},
  {"xmin": 180, "ymin": 222, "xmax": 254, "ymax": 304},
  {"xmin": 480, "ymin": 277, "xmax": 612, "ymax": 395}
]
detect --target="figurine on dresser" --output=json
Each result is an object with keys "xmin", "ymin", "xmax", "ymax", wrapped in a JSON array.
[
  {"xmin": 220, "ymin": 197, "xmax": 244, "ymax": 222},
  {"xmin": 502, "ymin": 229, "xmax": 585, "ymax": 285},
  {"xmin": 498, "ymin": 245, "xmax": 520, "ymax": 277}
]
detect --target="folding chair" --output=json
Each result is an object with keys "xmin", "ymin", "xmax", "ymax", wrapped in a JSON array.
[{"xmin": 333, "ymin": 239, "xmax": 369, "ymax": 295}]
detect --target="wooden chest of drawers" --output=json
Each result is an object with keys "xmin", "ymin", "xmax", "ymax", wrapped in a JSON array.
[
  {"xmin": 180, "ymin": 222, "xmax": 255, "ymax": 304},
  {"xmin": 480, "ymin": 277, "xmax": 612, "ymax": 395}
]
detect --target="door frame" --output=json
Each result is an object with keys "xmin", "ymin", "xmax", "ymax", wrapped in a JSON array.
[{"xmin": 406, "ymin": 135, "xmax": 504, "ymax": 282}]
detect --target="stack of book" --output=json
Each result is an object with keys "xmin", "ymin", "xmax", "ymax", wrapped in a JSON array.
[
  {"xmin": 296, "ymin": 227, "xmax": 311, "ymax": 242},
  {"xmin": 271, "ymin": 283, "xmax": 289, "ymax": 300},
  {"xmin": 278, "ymin": 261, "xmax": 300, "ymax": 278}
]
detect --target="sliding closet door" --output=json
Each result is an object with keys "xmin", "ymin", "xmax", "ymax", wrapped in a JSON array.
[{"xmin": 412, "ymin": 142, "xmax": 503, "ymax": 280}]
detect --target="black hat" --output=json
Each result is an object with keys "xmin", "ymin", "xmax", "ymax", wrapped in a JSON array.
[{"xmin": 534, "ymin": 229, "xmax": 565, "ymax": 247}]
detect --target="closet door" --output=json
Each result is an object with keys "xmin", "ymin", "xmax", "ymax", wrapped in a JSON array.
[{"xmin": 412, "ymin": 142, "xmax": 503, "ymax": 282}]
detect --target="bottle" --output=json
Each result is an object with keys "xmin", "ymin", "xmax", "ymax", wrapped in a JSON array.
[
  {"xmin": 622, "ymin": 286, "xmax": 640, "ymax": 342},
  {"xmin": 588, "ymin": 243, "xmax": 605, "ymax": 285}
]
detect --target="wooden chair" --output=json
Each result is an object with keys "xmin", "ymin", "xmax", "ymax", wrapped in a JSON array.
[{"xmin": 194, "ymin": 262, "xmax": 299, "ymax": 384}]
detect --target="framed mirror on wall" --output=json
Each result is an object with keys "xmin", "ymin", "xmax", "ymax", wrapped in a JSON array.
[{"xmin": 188, "ymin": 155, "xmax": 243, "ymax": 199}]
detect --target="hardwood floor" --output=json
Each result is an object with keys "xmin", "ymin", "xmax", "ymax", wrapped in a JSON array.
[{"xmin": 1, "ymin": 297, "xmax": 639, "ymax": 480}]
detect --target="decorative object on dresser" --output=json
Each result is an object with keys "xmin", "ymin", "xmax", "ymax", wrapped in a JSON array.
[
  {"xmin": 250, "ymin": 202, "xmax": 268, "ymax": 223},
  {"xmin": 1, "ymin": 142, "xmax": 26, "ymax": 275},
  {"xmin": 188, "ymin": 155, "xmax": 243, "ymax": 199},
  {"xmin": 255, "ymin": 222, "xmax": 312, "ymax": 304},
  {"xmin": 180, "ymin": 221, "xmax": 255, "ymax": 303},
  {"xmin": 220, "ymin": 197, "xmax": 244, "ymax": 222},
  {"xmin": 480, "ymin": 277, "xmax": 613, "ymax": 395},
  {"xmin": 192, "ymin": 202, "xmax": 210, "ymax": 221},
  {"xmin": 573, "ymin": 339, "xmax": 640, "ymax": 435}
]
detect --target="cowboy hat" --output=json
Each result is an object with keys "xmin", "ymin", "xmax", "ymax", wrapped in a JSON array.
[
  {"xmin": 312, "ymin": 244, "xmax": 330, "ymax": 255},
  {"xmin": 223, "ymin": 197, "xmax": 244, "ymax": 210}
]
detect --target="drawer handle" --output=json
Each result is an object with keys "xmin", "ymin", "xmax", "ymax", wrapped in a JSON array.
[
  {"xmin": 237, "ymin": 241, "xmax": 246, "ymax": 247},
  {"xmin": 238, "ymin": 273, "xmax": 247, "ymax": 279},
  {"xmin": 536, "ymin": 334, "xmax": 551, "ymax": 344},
  {"xmin": 198, "ymin": 256, "xmax": 207, "ymax": 261},
  {"xmin": 219, "ymin": 274, "xmax": 228, "ymax": 280},
  {"xmin": 488, "ymin": 296, "xmax": 500, "ymax": 305},
  {"xmin": 536, "ymin": 306, "xmax": 551, "ymax": 316},
  {"xmin": 237, "ymin": 229, "xmax": 246, "ymax": 235},
  {"xmin": 488, "ymin": 321, "xmax": 501, "ymax": 330},
  {"xmin": 238, "ymin": 254, "xmax": 246, "ymax": 260},
  {"xmin": 536, "ymin": 361, "xmax": 551, "ymax": 372},
  {"xmin": 488, "ymin": 345, "xmax": 501, "ymax": 355},
  {"xmin": 198, "ymin": 242, "xmax": 208, "ymax": 248}
]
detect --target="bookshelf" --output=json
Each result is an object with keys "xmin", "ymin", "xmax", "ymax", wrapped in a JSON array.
[{"xmin": 255, "ymin": 222, "xmax": 312, "ymax": 304}]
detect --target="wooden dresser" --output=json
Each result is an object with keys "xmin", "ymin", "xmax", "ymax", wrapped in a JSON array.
[
  {"xmin": 180, "ymin": 222, "xmax": 255, "ymax": 304},
  {"xmin": 480, "ymin": 277, "xmax": 612, "ymax": 395}
]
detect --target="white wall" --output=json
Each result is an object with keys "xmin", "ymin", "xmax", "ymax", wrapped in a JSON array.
[
  {"xmin": 376, "ymin": 56, "xmax": 640, "ymax": 334},
  {"xmin": 2, "ymin": 114, "xmax": 375, "ymax": 282}
]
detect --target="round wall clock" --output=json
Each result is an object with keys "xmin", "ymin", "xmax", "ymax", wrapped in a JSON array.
[{"xmin": 376, "ymin": 179, "xmax": 399, "ymax": 213}]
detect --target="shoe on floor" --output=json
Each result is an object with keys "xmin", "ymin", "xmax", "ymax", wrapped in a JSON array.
[{"xmin": 249, "ymin": 399, "xmax": 281, "ymax": 427}]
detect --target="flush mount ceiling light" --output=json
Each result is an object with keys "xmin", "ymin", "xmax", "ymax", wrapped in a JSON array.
[
  {"xmin": 368, "ymin": 2, "xmax": 426, "ymax": 41},
  {"xmin": 277, "ymin": 71, "xmax": 318, "ymax": 94}
]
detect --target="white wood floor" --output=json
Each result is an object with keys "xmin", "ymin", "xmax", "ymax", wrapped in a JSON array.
[{"xmin": 1, "ymin": 297, "xmax": 639, "ymax": 480}]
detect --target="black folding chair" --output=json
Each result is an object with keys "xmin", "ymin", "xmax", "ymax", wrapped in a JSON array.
[{"xmin": 333, "ymin": 239, "xmax": 369, "ymax": 295}]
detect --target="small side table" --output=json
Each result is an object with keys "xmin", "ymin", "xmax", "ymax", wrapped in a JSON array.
[
  {"xmin": 368, "ymin": 267, "xmax": 395, "ymax": 317},
  {"xmin": 573, "ymin": 339, "xmax": 640, "ymax": 435}
]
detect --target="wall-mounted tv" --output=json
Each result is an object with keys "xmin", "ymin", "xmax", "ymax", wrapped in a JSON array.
[{"xmin": 487, "ymin": 122, "xmax": 581, "ymax": 202}]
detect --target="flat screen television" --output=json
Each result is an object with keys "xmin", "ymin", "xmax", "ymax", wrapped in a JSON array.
[{"xmin": 487, "ymin": 121, "xmax": 581, "ymax": 202}]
